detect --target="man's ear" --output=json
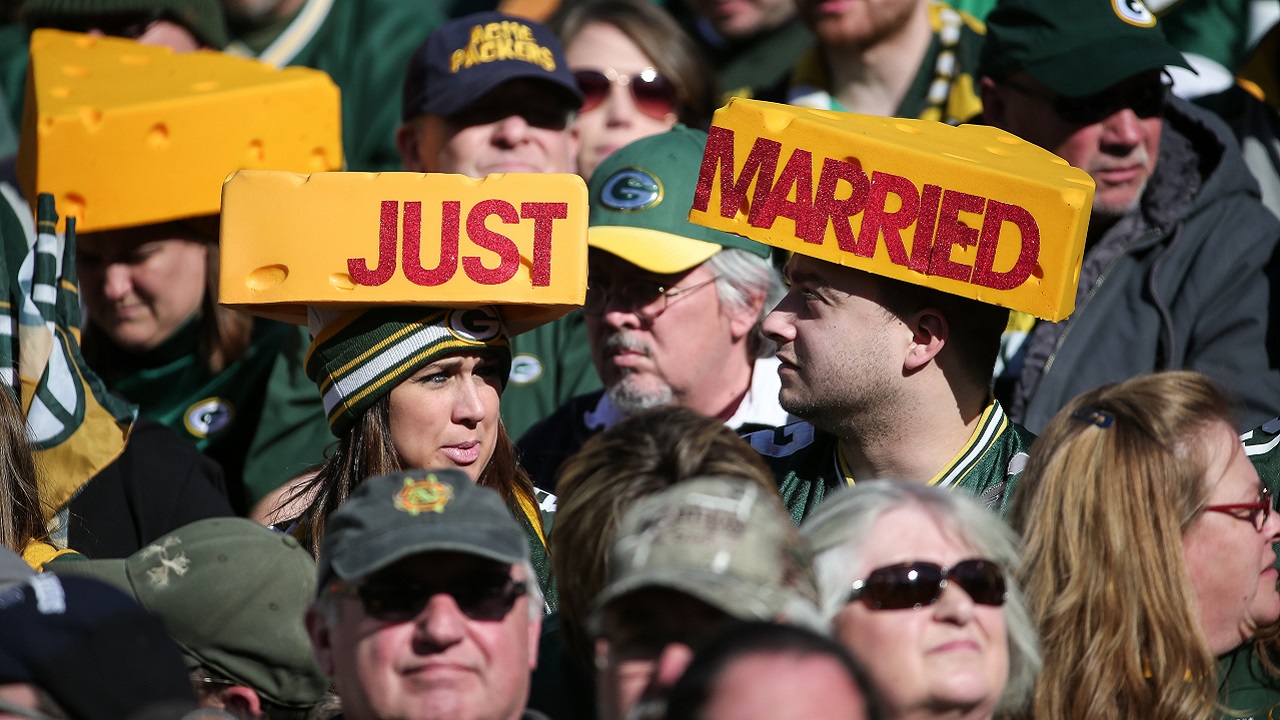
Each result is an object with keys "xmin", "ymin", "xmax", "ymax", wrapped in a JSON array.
[
  {"xmin": 305, "ymin": 603, "xmax": 336, "ymax": 677},
  {"xmin": 903, "ymin": 308, "xmax": 948, "ymax": 373},
  {"xmin": 396, "ymin": 123, "xmax": 426, "ymax": 172},
  {"xmin": 727, "ymin": 285, "xmax": 766, "ymax": 342},
  {"xmin": 527, "ymin": 610, "xmax": 543, "ymax": 672},
  {"xmin": 979, "ymin": 77, "xmax": 1007, "ymax": 127},
  {"xmin": 567, "ymin": 122, "xmax": 582, "ymax": 175},
  {"xmin": 218, "ymin": 686, "xmax": 263, "ymax": 719}
]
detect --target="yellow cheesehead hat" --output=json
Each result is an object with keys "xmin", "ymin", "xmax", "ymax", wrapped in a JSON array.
[
  {"xmin": 220, "ymin": 170, "xmax": 588, "ymax": 435},
  {"xmin": 218, "ymin": 170, "xmax": 588, "ymax": 336},
  {"xmin": 686, "ymin": 98, "xmax": 1095, "ymax": 322},
  {"xmin": 18, "ymin": 29, "xmax": 343, "ymax": 233}
]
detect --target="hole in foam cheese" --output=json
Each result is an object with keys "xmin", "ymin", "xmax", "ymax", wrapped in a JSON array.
[
  {"xmin": 687, "ymin": 98, "xmax": 1095, "ymax": 322},
  {"xmin": 218, "ymin": 171, "xmax": 589, "ymax": 336},
  {"xmin": 18, "ymin": 29, "xmax": 343, "ymax": 233}
]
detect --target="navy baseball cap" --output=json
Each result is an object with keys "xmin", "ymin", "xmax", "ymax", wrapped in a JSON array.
[
  {"xmin": 0, "ymin": 574, "xmax": 198, "ymax": 720},
  {"xmin": 402, "ymin": 11, "xmax": 583, "ymax": 122}
]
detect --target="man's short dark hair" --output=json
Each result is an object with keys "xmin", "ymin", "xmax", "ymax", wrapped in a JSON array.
[
  {"xmin": 188, "ymin": 667, "xmax": 312, "ymax": 720},
  {"xmin": 664, "ymin": 622, "xmax": 885, "ymax": 720},
  {"xmin": 874, "ymin": 275, "xmax": 1008, "ymax": 389}
]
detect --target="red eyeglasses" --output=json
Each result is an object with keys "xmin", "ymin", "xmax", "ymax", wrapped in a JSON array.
[
  {"xmin": 574, "ymin": 68, "xmax": 680, "ymax": 121},
  {"xmin": 1204, "ymin": 484, "xmax": 1274, "ymax": 532}
]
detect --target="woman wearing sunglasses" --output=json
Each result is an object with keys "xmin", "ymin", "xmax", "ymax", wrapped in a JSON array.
[
  {"xmin": 801, "ymin": 481, "xmax": 1040, "ymax": 720},
  {"xmin": 1011, "ymin": 371, "xmax": 1280, "ymax": 720},
  {"xmin": 554, "ymin": 0, "xmax": 716, "ymax": 179}
]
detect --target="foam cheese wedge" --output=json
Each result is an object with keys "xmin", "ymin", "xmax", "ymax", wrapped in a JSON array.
[
  {"xmin": 18, "ymin": 29, "xmax": 343, "ymax": 233},
  {"xmin": 688, "ymin": 98, "xmax": 1095, "ymax": 321},
  {"xmin": 219, "ymin": 171, "xmax": 588, "ymax": 335}
]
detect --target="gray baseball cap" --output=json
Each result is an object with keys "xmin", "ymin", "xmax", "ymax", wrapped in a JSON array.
[
  {"xmin": 57, "ymin": 517, "xmax": 328, "ymax": 709},
  {"xmin": 0, "ymin": 547, "xmax": 34, "ymax": 588},
  {"xmin": 317, "ymin": 469, "xmax": 529, "ymax": 591},
  {"xmin": 594, "ymin": 476, "xmax": 821, "ymax": 623}
]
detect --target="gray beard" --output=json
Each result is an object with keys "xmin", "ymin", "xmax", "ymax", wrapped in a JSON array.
[{"xmin": 606, "ymin": 374, "xmax": 675, "ymax": 414}]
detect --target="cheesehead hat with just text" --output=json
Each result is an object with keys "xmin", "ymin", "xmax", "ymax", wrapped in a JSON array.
[
  {"xmin": 589, "ymin": 126, "xmax": 771, "ymax": 275},
  {"xmin": 687, "ymin": 99, "xmax": 1095, "ymax": 321},
  {"xmin": 18, "ymin": 29, "xmax": 343, "ymax": 233},
  {"xmin": 218, "ymin": 170, "xmax": 588, "ymax": 434}
]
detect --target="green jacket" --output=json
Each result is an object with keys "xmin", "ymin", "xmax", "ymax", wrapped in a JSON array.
[{"xmin": 95, "ymin": 318, "xmax": 331, "ymax": 513}]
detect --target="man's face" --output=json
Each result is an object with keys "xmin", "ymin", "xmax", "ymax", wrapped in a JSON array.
[
  {"xmin": 982, "ymin": 71, "xmax": 1165, "ymax": 220},
  {"xmin": 309, "ymin": 553, "xmax": 539, "ymax": 720},
  {"xmin": 686, "ymin": 0, "xmax": 795, "ymax": 40},
  {"xmin": 595, "ymin": 588, "xmax": 734, "ymax": 720},
  {"xmin": 762, "ymin": 255, "xmax": 908, "ymax": 431},
  {"xmin": 584, "ymin": 250, "xmax": 753, "ymax": 414},
  {"xmin": 400, "ymin": 79, "xmax": 579, "ymax": 177},
  {"xmin": 697, "ymin": 652, "xmax": 870, "ymax": 720},
  {"xmin": 795, "ymin": 0, "xmax": 920, "ymax": 49}
]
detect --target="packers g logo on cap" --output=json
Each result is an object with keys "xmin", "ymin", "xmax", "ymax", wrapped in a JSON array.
[
  {"xmin": 446, "ymin": 306, "xmax": 504, "ymax": 343},
  {"xmin": 394, "ymin": 474, "xmax": 454, "ymax": 515},
  {"xmin": 600, "ymin": 168, "xmax": 663, "ymax": 213},
  {"xmin": 1112, "ymin": 0, "xmax": 1156, "ymax": 27}
]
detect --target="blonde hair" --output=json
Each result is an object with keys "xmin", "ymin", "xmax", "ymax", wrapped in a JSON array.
[{"xmin": 1010, "ymin": 371, "xmax": 1236, "ymax": 720}]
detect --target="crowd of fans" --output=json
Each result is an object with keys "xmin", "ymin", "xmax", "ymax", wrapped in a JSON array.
[{"xmin": 2, "ymin": 0, "xmax": 1280, "ymax": 719}]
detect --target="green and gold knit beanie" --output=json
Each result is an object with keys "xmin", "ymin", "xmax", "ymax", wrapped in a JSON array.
[{"xmin": 305, "ymin": 306, "xmax": 511, "ymax": 437}]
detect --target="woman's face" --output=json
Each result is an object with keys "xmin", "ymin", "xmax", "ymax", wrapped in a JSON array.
[
  {"xmin": 834, "ymin": 506, "xmax": 1009, "ymax": 720},
  {"xmin": 1182, "ymin": 421, "xmax": 1280, "ymax": 655},
  {"xmin": 77, "ymin": 226, "xmax": 209, "ymax": 353},
  {"xmin": 387, "ymin": 352, "xmax": 503, "ymax": 482},
  {"xmin": 565, "ymin": 22, "xmax": 680, "ymax": 179}
]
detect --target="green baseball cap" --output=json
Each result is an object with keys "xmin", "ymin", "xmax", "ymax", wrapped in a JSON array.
[
  {"xmin": 979, "ymin": 0, "xmax": 1192, "ymax": 97},
  {"xmin": 56, "ymin": 517, "xmax": 328, "ymax": 708},
  {"xmin": 317, "ymin": 469, "xmax": 530, "ymax": 591},
  {"xmin": 588, "ymin": 126, "xmax": 770, "ymax": 274},
  {"xmin": 593, "ymin": 476, "xmax": 821, "ymax": 625}
]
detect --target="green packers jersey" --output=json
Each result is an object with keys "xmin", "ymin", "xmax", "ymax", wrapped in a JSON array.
[
  {"xmin": 1244, "ymin": 417, "xmax": 1280, "ymax": 491},
  {"xmin": 1217, "ymin": 640, "xmax": 1280, "ymax": 720},
  {"xmin": 746, "ymin": 400, "xmax": 1031, "ymax": 523},
  {"xmin": 786, "ymin": 0, "xmax": 985, "ymax": 125}
]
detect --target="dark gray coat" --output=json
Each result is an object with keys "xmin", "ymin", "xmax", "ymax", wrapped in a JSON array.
[{"xmin": 1010, "ymin": 97, "xmax": 1280, "ymax": 433}]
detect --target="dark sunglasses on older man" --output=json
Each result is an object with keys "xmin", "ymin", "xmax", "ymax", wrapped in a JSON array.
[
  {"xmin": 848, "ymin": 559, "xmax": 1007, "ymax": 610},
  {"xmin": 1001, "ymin": 72, "xmax": 1172, "ymax": 126},
  {"xmin": 575, "ymin": 68, "xmax": 680, "ymax": 121},
  {"xmin": 1204, "ymin": 483, "xmax": 1273, "ymax": 532},
  {"xmin": 329, "ymin": 573, "xmax": 527, "ymax": 623}
]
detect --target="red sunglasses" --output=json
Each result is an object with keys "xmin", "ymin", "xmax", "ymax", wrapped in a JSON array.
[{"xmin": 574, "ymin": 68, "xmax": 680, "ymax": 121}]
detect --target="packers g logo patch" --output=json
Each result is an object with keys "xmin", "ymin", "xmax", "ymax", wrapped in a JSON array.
[
  {"xmin": 184, "ymin": 398, "xmax": 234, "ymax": 439},
  {"xmin": 446, "ymin": 307, "xmax": 504, "ymax": 343},
  {"xmin": 509, "ymin": 354, "xmax": 544, "ymax": 385},
  {"xmin": 394, "ymin": 475, "xmax": 454, "ymax": 515},
  {"xmin": 600, "ymin": 168, "xmax": 663, "ymax": 213},
  {"xmin": 1112, "ymin": 0, "xmax": 1156, "ymax": 27}
]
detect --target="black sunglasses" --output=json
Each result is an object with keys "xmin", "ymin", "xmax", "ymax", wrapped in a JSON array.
[
  {"xmin": 1002, "ymin": 74, "xmax": 1172, "ymax": 125},
  {"xmin": 330, "ymin": 574, "xmax": 527, "ymax": 623},
  {"xmin": 848, "ymin": 559, "xmax": 1007, "ymax": 610}
]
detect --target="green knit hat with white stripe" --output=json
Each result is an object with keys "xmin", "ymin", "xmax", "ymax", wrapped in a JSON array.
[{"xmin": 304, "ymin": 305, "xmax": 511, "ymax": 437}]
